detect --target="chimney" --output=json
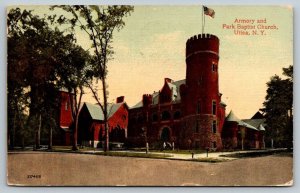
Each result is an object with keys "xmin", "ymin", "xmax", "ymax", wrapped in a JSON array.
[
  {"xmin": 164, "ymin": 78, "xmax": 172, "ymax": 83},
  {"xmin": 116, "ymin": 96, "xmax": 124, "ymax": 103},
  {"xmin": 142, "ymin": 94, "xmax": 152, "ymax": 108}
]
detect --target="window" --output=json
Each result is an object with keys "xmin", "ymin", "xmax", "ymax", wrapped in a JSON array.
[
  {"xmin": 173, "ymin": 111, "xmax": 181, "ymax": 120},
  {"xmin": 212, "ymin": 101, "xmax": 216, "ymax": 115},
  {"xmin": 161, "ymin": 111, "xmax": 171, "ymax": 121},
  {"xmin": 212, "ymin": 120, "xmax": 217, "ymax": 133},
  {"xmin": 211, "ymin": 141, "xmax": 217, "ymax": 149},
  {"xmin": 212, "ymin": 63, "xmax": 217, "ymax": 72},
  {"xmin": 197, "ymin": 101, "xmax": 201, "ymax": 114},
  {"xmin": 198, "ymin": 76, "xmax": 203, "ymax": 85},
  {"xmin": 152, "ymin": 113, "xmax": 158, "ymax": 122},
  {"xmin": 65, "ymin": 102, "xmax": 68, "ymax": 111},
  {"xmin": 195, "ymin": 141, "xmax": 200, "ymax": 149},
  {"xmin": 195, "ymin": 120, "xmax": 199, "ymax": 133}
]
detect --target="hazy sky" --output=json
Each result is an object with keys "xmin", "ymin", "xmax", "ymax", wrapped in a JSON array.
[{"xmin": 9, "ymin": 5, "xmax": 293, "ymax": 118}]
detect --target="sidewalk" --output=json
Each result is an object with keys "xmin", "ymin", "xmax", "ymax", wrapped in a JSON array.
[
  {"xmin": 104, "ymin": 148, "xmax": 289, "ymax": 161},
  {"xmin": 9, "ymin": 147, "xmax": 289, "ymax": 162}
]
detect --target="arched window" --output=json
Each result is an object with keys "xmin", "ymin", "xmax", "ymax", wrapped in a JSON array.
[
  {"xmin": 173, "ymin": 111, "xmax": 181, "ymax": 120},
  {"xmin": 161, "ymin": 111, "xmax": 171, "ymax": 121}
]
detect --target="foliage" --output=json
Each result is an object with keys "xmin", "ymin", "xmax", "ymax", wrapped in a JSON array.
[
  {"xmin": 7, "ymin": 7, "xmax": 91, "ymax": 149},
  {"xmin": 52, "ymin": 5, "xmax": 134, "ymax": 151},
  {"xmin": 261, "ymin": 65, "xmax": 293, "ymax": 148}
]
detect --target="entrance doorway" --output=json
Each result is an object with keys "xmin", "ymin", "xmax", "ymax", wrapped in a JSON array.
[{"xmin": 161, "ymin": 127, "xmax": 170, "ymax": 142}]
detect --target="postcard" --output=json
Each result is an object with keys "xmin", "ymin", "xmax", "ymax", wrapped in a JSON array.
[{"xmin": 7, "ymin": 5, "xmax": 293, "ymax": 186}]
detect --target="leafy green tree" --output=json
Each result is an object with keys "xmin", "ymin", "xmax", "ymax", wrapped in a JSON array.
[
  {"xmin": 52, "ymin": 5, "xmax": 134, "ymax": 151},
  {"xmin": 7, "ymin": 8, "xmax": 90, "ymax": 149},
  {"xmin": 56, "ymin": 44, "xmax": 93, "ymax": 150},
  {"xmin": 261, "ymin": 65, "xmax": 293, "ymax": 148}
]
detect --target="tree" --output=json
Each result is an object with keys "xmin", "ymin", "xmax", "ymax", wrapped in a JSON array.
[
  {"xmin": 7, "ymin": 8, "xmax": 90, "ymax": 149},
  {"xmin": 56, "ymin": 44, "xmax": 92, "ymax": 150},
  {"xmin": 261, "ymin": 65, "xmax": 293, "ymax": 148},
  {"xmin": 7, "ymin": 8, "xmax": 55, "ymax": 149},
  {"xmin": 52, "ymin": 5, "xmax": 134, "ymax": 151}
]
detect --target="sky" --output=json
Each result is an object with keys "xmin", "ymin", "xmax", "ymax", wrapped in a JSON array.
[{"xmin": 8, "ymin": 5, "xmax": 293, "ymax": 119}]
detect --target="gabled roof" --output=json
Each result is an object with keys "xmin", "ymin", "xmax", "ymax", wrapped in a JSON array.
[
  {"xmin": 130, "ymin": 100, "xmax": 143, "ymax": 109},
  {"xmin": 226, "ymin": 110, "xmax": 258, "ymax": 131},
  {"xmin": 84, "ymin": 102, "xmax": 125, "ymax": 121},
  {"xmin": 242, "ymin": 118, "xmax": 266, "ymax": 131},
  {"xmin": 251, "ymin": 111, "xmax": 265, "ymax": 119},
  {"xmin": 85, "ymin": 103, "xmax": 105, "ymax": 120},
  {"xmin": 130, "ymin": 79, "xmax": 185, "ymax": 109},
  {"xmin": 238, "ymin": 121, "xmax": 258, "ymax": 131}
]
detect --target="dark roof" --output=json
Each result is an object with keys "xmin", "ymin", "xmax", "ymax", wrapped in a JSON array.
[{"xmin": 251, "ymin": 111, "xmax": 265, "ymax": 119}]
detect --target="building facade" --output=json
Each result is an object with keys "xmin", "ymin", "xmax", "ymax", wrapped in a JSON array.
[
  {"xmin": 78, "ymin": 99, "xmax": 129, "ymax": 148},
  {"xmin": 127, "ymin": 34, "xmax": 265, "ymax": 150},
  {"xmin": 58, "ymin": 91, "xmax": 129, "ymax": 147}
]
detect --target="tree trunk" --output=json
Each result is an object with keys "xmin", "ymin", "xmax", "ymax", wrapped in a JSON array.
[
  {"xmin": 48, "ymin": 126, "xmax": 52, "ymax": 150},
  {"xmin": 72, "ymin": 112, "xmax": 79, "ymax": 151},
  {"xmin": 102, "ymin": 78, "xmax": 109, "ymax": 152},
  {"xmin": 21, "ymin": 135, "xmax": 25, "ymax": 150},
  {"xmin": 35, "ymin": 114, "xmax": 41, "ymax": 149},
  {"xmin": 9, "ymin": 112, "xmax": 17, "ymax": 150}
]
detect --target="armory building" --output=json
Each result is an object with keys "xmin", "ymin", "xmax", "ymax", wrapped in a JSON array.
[{"xmin": 127, "ymin": 34, "xmax": 266, "ymax": 150}]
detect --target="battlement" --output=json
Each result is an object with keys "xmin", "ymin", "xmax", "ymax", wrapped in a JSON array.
[
  {"xmin": 186, "ymin": 33, "xmax": 219, "ymax": 59},
  {"xmin": 187, "ymin": 33, "xmax": 219, "ymax": 43}
]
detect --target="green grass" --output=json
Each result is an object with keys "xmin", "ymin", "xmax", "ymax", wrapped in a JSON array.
[
  {"xmin": 96, "ymin": 151, "xmax": 172, "ymax": 159},
  {"xmin": 191, "ymin": 157, "xmax": 228, "ymax": 163},
  {"xmin": 146, "ymin": 149, "xmax": 207, "ymax": 154},
  {"xmin": 51, "ymin": 146, "xmax": 97, "ymax": 151}
]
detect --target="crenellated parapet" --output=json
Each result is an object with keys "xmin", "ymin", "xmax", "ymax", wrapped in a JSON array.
[{"xmin": 186, "ymin": 33, "xmax": 219, "ymax": 60}]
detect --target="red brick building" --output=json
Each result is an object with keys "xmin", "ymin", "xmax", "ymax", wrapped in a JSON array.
[
  {"xmin": 58, "ymin": 92, "xmax": 129, "ymax": 147},
  {"xmin": 127, "ymin": 34, "xmax": 265, "ymax": 150},
  {"xmin": 57, "ymin": 90, "xmax": 73, "ymax": 145},
  {"xmin": 78, "ymin": 100, "xmax": 129, "ymax": 148}
]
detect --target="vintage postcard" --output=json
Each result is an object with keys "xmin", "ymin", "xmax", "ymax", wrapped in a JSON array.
[{"xmin": 7, "ymin": 5, "xmax": 293, "ymax": 186}]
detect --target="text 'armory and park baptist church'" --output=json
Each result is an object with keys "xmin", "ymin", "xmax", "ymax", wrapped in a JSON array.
[{"xmin": 222, "ymin": 18, "xmax": 279, "ymax": 36}]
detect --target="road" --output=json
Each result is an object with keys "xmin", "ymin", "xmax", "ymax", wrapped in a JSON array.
[{"xmin": 7, "ymin": 152, "xmax": 292, "ymax": 186}]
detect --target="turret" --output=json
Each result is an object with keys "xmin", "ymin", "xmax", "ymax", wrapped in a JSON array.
[
  {"xmin": 180, "ymin": 33, "xmax": 223, "ymax": 150},
  {"xmin": 183, "ymin": 33, "xmax": 220, "ymax": 116}
]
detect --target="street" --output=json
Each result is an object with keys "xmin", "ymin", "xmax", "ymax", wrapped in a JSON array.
[{"xmin": 7, "ymin": 152, "xmax": 292, "ymax": 186}]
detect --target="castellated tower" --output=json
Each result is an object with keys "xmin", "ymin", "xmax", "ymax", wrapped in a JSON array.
[{"xmin": 180, "ymin": 34, "xmax": 224, "ymax": 150}]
